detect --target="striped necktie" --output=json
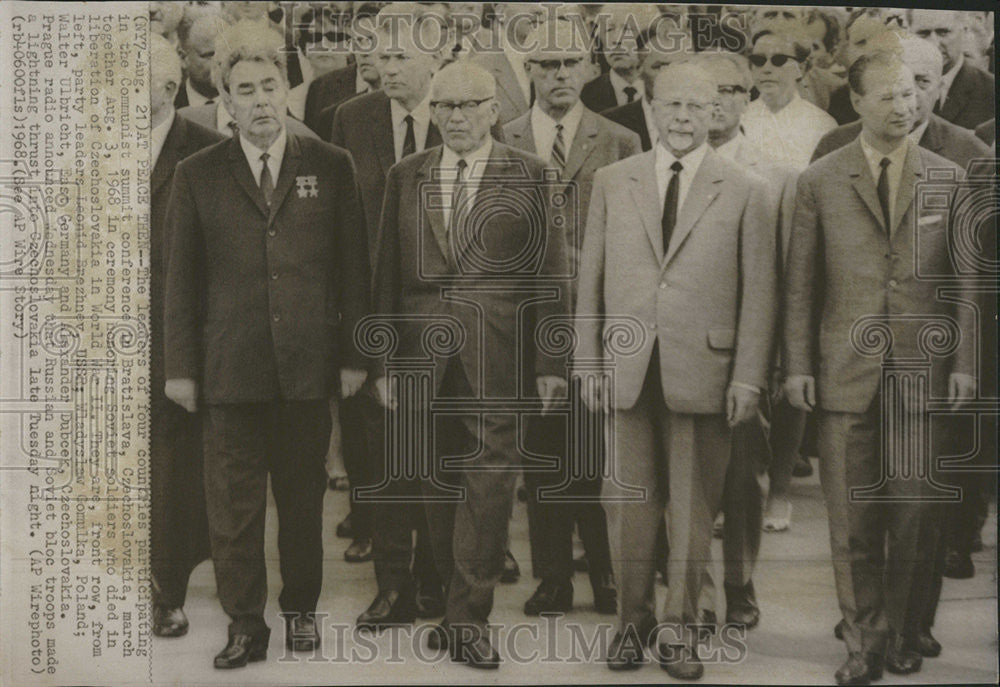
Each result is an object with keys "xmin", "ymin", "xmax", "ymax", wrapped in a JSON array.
[{"xmin": 551, "ymin": 123, "xmax": 567, "ymax": 173}]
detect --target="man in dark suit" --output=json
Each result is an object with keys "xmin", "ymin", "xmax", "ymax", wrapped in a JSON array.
[
  {"xmin": 909, "ymin": 9, "xmax": 995, "ymax": 129},
  {"xmin": 602, "ymin": 45, "xmax": 677, "ymax": 151},
  {"xmin": 371, "ymin": 60, "xmax": 569, "ymax": 669},
  {"xmin": 329, "ymin": 13, "xmax": 447, "ymax": 630},
  {"xmin": 576, "ymin": 62, "xmax": 777, "ymax": 680},
  {"xmin": 974, "ymin": 119, "xmax": 994, "ymax": 146},
  {"xmin": 783, "ymin": 52, "xmax": 977, "ymax": 685},
  {"xmin": 581, "ymin": 7, "xmax": 649, "ymax": 113},
  {"xmin": 149, "ymin": 33, "xmax": 226, "ymax": 642},
  {"xmin": 163, "ymin": 22, "xmax": 370, "ymax": 669},
  {"xmin": 174, "ymin": 13, "xmax": 229, "ymax": 109},
  {"xmin": 503, "ymin": 22, "xmax": 640, "ymax": 619}
]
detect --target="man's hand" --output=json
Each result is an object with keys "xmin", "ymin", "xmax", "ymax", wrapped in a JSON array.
[
  {"xmin": 536, "ymin": 376, "xmax": 567, "ymax": 414},
  {"xmin": 784, "ymin": 374, "xmax": 816, "ymax": 412},
  {"xmin": 726, "ymin": 384, "xmax": 760, "ymax": 427},
  {"xmin": 165, "ymin": 378, "xmax": 198, "ymax": 413},
  {"xmin": 373, "ymin": 376, "xmax": 396, "ymax": 410},
  {"xmin": 580, "ymin": 380, "xmax": 609, "ymax": 413},
  {"xmin": 948, "ymin": 372, "xmax": 976, "ymax": 410},
  {"xmin": 340, "ymin": 368, "xmax": 368, "ymax": 399}
]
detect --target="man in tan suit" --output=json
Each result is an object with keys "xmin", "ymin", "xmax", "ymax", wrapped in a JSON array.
[
  {"xmin": 783, "ymin": 51, "xmax": 977, "ymax": 685},
  {"xmin": 575, "ymin": 62, "xmax": 777, "ymax": 680}
]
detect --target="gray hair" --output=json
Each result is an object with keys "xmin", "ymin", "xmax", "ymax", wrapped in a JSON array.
[{"xmin": 212, "ymin": 20, "xmax": 287, "ymax": 93}]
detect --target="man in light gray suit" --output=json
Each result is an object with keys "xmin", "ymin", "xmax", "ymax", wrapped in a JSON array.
[{"xmin": 576, "ymin": 62, "xmax": 777, "ymax": 680}]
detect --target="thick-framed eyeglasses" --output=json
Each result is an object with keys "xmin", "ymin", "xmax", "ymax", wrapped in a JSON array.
[
  {"xmin": 651, "ymin": 98, "xmax": 709, "ymax": 115},
  {"xmin": 748, "ymin": 53, "xmax": 799, "ymax": 68},
  {"xmin": 527, "ymin": 57, "xmax": 585, "ymax": 73},
  {"xmin": 429, "ymin": 98, "xmax": 494, "ymax": 116}
]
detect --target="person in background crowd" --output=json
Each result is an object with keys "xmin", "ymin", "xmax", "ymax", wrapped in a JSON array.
[
  {"xmin": 174, "ymin": 12, "xmax": 231, "ymax": 109},
  {"xmin": 288, "ymin": 20, "xmax": 352, "ymax": 121},
  {"xmin": 472, "ymin": 2, "xmax": 546, "ymax": 124},
  {"xmin": 151, "ymin": 0, "xmax": 185, "ymax": 42},
  {"xmin": 741, "ymin": 30, "xmax": 837, "ymax": 170},
  {"xmin": 793, "ymin": 10, "xmax": 846, "ymax": 110},
  {"xmin": 602, "ymin": 43, "xmax": 685, "ymax": 151},
  {"xmin": 582, "ymin": 4, "xmax": 651, "ymax": 112},
  {"xmin": 826, "ymin": 9, "xmax": 900, "ymax": 125}
]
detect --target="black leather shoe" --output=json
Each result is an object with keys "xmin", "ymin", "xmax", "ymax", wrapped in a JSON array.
[
  {"xmin": 426, "ymin": 623, "xmax": 449, "ymax": 652},
  {"xmin": 414, "ymin": 580, "xmax": 445, "ymax": 618},
  {"xmin": 834, "ymin": 652, "xmax": 877, "ymax": 686},
  {"xmin": 834, "ymin": 619, "xmax": 845, "ymax": 640},
  {"xmin": 152, "ymin": 606, "xmax": 189, "ymax": 638},
  {"xmin": 451, "ymin": 634, "xmax": 499, "ymax": 669},
  {"xmin": 591, "ymin": 575, "xmax": 617, "ymax": 615},
  {"xmin": 344, "ymin": 537, "xmax": 373, "ymax": 563},
  {"xmin": 911, "ymin": 629, "xmax": 941, "ymax": 658},
  {"xmin": 694, "ymin": 609, "xmax": 717, "ymax": 642},
  {"xmin": 524, "ymin": 579, "xmax": 573, "ymax": 616},
  {"xmin": 501, "ymin": 550, "xmax": 520, "ymax": 583},
  {"xmin": 724, "ymin": 580, "xmax": 760, "ymax": 629},
  {"xmin": 886, "ymin": 632, "xmax": 922, "ymax": 674},
  {"xmin": 213, "ymin": 634, "xmax": 267, "ymax": 669},
  {"xmin": 356, "ymin": 590, "xmax": 416, "ymax": 632},
  {"xmin": 285, "ymin": 614, "xmax": 319, "ymax": 652},
  {"xmin": 606, "ymin": 620, "xmax": 656, "ymax": 671},
  {"xmin": 943, "ymin": 548, "xmax": 974, "ymax": 579},
  {"xmin": 658, "ymin": 642, "xmax": 704, "ymax": 680},
  {"xmin": 335, "ymin": 514, "xmax": 354, "ymax": 539}
]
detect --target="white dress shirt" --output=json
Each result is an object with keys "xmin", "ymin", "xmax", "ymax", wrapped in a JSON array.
[
  {"xmin": 609, "ymin": 70, "xmax": 645, "ymax": 106},
  {"xmin": 390, "ymin": 95, "xmax": 432, "ymax": 162},
  {"xmin": 239, "ymin": 128, "xmax": 287, "ymax": 187},
  {"xmin": 440, "ymin": 137, "xmax": 493, "ymax": 226},
  {"xmin": 858, "ymin": 132, "xmax": 908, "ymax": 230},
  {"xmin": 654, "ymin": 140, "xmax": 709, "ymax": 219},
  {"xmin": 741, "ymin": 91, "xmax": 837, "ymax": 171},
  {"xmin": 151, "ymin": 108, "xmax": 175, "ymax": 169},
  {"xmin": 938, "ymin": 54, "xmax": 964, "ymax": 109},
  {"xmin": 184, "ymin": 80, "xmax": 216, "ymax": 107},
  {"xmin": 530, "ymin": 101, "xmax": 584, "ymax": 166},
  {"xmin": 641, "ymin": 96, "xmax": 658, "ymax": 148}
]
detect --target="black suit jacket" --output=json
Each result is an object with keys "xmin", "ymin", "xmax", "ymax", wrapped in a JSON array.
[
  {"xmin": 173, "ymin": 80, "xmax": 190, "ymax": 110},
  {"xmin": 164, "ymin": 133, "xmax": 370, "ymax": 402},
  {"xmin": 580, "ymin": 72, "xmax": 619, "ymax": 114},
  {"xmin": 602, "ymin": 99, "xmax": 651, "ymax": 151},
  {"xmin": 826, "ymin": 83, "xmax": 858, "ymax": 126},
  {"xmin": 937, "ymin": 62, "xmax": 995, "ymax": 130},
  {"xmin": 811, "ymin": 114, "xmax": 992, "ymax": 170},
  {"xmin": 304, "ymin": 64, "xmax": 360, "ymax": 136},
  {"xmin": 975, "ymin": 118, "xmax": 995, "ymax": 146}
]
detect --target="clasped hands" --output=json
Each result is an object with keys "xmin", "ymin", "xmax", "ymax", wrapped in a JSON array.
[{"xmin": 165, "ymin": 368, "xmax": 369, "ymax": 412}]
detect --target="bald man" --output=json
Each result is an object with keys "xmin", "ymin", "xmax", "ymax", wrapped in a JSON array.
[
  {"xmin": 175, "ymin": 12, "xmax": 230, "ymax": 108},
  {"xmin": 370, "ymin": 61, "xmax": 569, "ymax": 669}
]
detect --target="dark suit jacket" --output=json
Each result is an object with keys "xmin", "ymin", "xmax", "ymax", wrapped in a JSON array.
[
  {"xmin": 826, "ymin": 83, "xmax": 858, "ymax": 126},
  {"xmin": 164, "ymin": 133, "xmax": 370, "ymax": 402},
  {"xmin": 975, "ymin": 118, "xmax": 995, "ymax": 146},
  {"xmin": 304, "ymin": 64, "xmax": 359, "ymax": 136},
  {"xmin": 173, "ymin": 80, "xmax": 190, "ymax": 110},
  {"xmin": 937, "ymin": 62, "xmax": 995, "ymax": 130},
  {"xmin": 503, "ymin": 107, "xmax": 641, "ymax": 265},
  {"xmin": 784, "ymin": 139, "xmax": 976, "ymax": 412},
  {"xmin": 602, "ymin": 99, "xmax": 652, "ymax": 151},
  {"xmin": 580, "ymin": 72, "xmax": 619, "ymax": 114},
  {"xmin": 811, "ymin": 114, "xmax": 992, "ymax": 170},
  {"xmin": 371, "ymin": 141, "xmax": 570, "ymax": 398}
]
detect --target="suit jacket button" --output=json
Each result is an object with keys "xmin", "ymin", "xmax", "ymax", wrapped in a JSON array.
[
  {"xmin": 268, "ymin": 229, "xmax": 277, "ymax": 237},
  {"xmin": 271, "ymin": 271, "xmax": 279, "ymax": 280},
  {"xmin": 659, "ymin": 282, "xmax": 667, "ymax": 289},
  {"xmin": 888, "ymin": 279, "xmax": 898, "ymax": 288},
  {"xmin": 273, "ymin": 312, "xmax": 281, "ymax": 322},
  {"xmin": 649, "ymin": 322, "xmax": 657, "ymax": 330}
]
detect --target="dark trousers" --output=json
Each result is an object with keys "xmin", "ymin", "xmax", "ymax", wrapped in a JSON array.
[
  {"xmin": 151, "ymin": 394, "xmax": 210, "ymax": 608},
  {"xmin": 818, "ymin": 396, "xmax": 935, "ymax": 656},
  {"xmin": 523, "ymin": 380, "xmax": 612, "ymax": 587},
  {"xmin": 420, "ymin": 359, "xmax": 519, "ymax": 631},
  {"xmin": 203, "ymin": 400, "xmax": 331, "ymax": 638},
  {"xmin": 338, "ymin": 391, "xmax": 374, "ymax": 539}
]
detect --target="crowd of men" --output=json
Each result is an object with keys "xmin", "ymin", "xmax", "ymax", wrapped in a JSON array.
[{"xmin": 148, "ymin": 2, "xmax": 996, "ymax": 683}]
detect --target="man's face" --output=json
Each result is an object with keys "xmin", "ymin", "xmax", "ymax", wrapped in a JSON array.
[
  {"xmin": 800, "ymin": 19, "xmax": 832, "ymax": 68},
  {"xmin": 183, "ymin": 22, "xmax": 220, "ymax": 91},
  {"xmin": 749, "ymin": 34, "xmax": 802, "ymax": 99},
  {"xmin": 226, "ymin": 59, "xmax": 288, "ymax": 143},
  {"xmin": 150, "ymin": 70, "xmax": 178, "ymax": 118},
  {"xmin": 352, "ymin": 17, "xmax": 380, "ymax": 84},
  {"xmin": 150, "ymin": 2, "xmax": 183, "ymax": 36},
  {"xmin": 498, "ymin": 3, "xmax": 546, "ymax": 45},
  {"xmin": 853, "ymin": 63, "xmax": 916, "ymax": 141},
  {"xmin": 907, "ymin": 51, "xmax": 943, "ymax": 126},
  {"xmin": 602, "ymin": 10, "xmax": 643, "ymax": 74},
  {"xmin": 703, "ymin": 60, "xmax": 748, "ymax": 135},
  {"xmin": 431, "ymin": 74, "xmax": 499, "ymax": 154},
  {"xmin": 844, "ymin": 14, "xmax": 890, "ymax": 67},
  {"xmin": 376, "ymin": 30, "xmax": 439, "ymax": 104},
  {"xmin": 651, "ymin": 69, "xmax": 714, "ymax": 155},
  {"xmin": 303, "ymin": 27, "xmax": 351, "ymax": 76},
  {"xmin": 526, "ymin": 47, "xmax": 589, "ymax": 111},
  {"xmin": 909, "ymin": 10, "xmax": 965, "ymax": 73},
  {"xmin": 754, "ymin": 6, "xmax": 805, "ymax": 35}
]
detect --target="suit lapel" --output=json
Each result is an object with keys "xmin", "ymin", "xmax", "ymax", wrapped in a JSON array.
[
  {"xmin": 492, "ymin": 56, "xmax": 529, "ymax": 112},
  {"xmin": 890, "ymin": 143, "xmax": 922, "ymax": 238},
  {"xmin": 919, "ymin": 116, "xmax": 946, "ymax": 156},
  {"xmin": 151, "ymin": 116, "xmax": 185, "ymax": 197},
  {"xmin": 846, "ymin": 139, "xmax": 887, "ymax": 233},
  {"xmin": 416, "ymin": 148, "xmax": 451, "ymax": 264},
  {"xmin": 226, "ymin": 137, "xmax": 270, "ymax": 218},
  {"xmin": 505, "ymin": 115, "xmax": 536, "ymax": 155},
  {"xmin": 563, "ymin": 110, "xmax": 599, "ymax": 181},
  {"xmin": 626, "ymin": 152, "xmax": 663, "ymax": 260},
  {"xmin": 267, "ymin": 133, "xmax": 303, "ymax": 224},
  {"xmin": 370, "ymin": 94, "xmax": 396, "ymax": 176},
  {"xmin": 663, "ymin": 151, "xmax": 724, "ymax": 267}
]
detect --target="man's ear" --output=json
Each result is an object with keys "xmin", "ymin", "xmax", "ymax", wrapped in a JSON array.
[
  {"xmin": 488, "ymin": 99, "xmax": 501, "ymax": 127},
  {"xmin": 164, "ymin": 78, "xmax": 179, "ymax": 99}
]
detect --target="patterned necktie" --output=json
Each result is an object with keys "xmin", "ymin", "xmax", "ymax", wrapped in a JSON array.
[
  {"xmin": 877, "ymin": 157, "xmax": 891, "ymax": 232},
  {"xmin": 624, "ymin": 86, "xmax": 638, "ymax": 103},
  {"xmin": 401, "ymin": 114, "xmax": 416, "ymax": 160},
  {"xmin": 662, "ymin": 160, "xmax": 683, "ymax": 255},
  {"xmin": 551, "ymin": 123, "xmax": 567, "ymax": 173},
  {"xmin": 259, "ymin": 152, "xmax": 274, "ymax": 207}
]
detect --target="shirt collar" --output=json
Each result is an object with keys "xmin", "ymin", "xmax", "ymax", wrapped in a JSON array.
[
  {"xmin": 531, "ymin": 100, "xmax": 585, "ymax": 135},
  {"xmin": 239, "ymin": 127, "xmax": 288, "ymax": 170},
  {"xmin": 151, "ymin": 108, "xmax": 176, "ymax": 168},
  {"xmin": 858, "ymin": 131, "xmax": 909, "ymax": 179},
  {"xmin": 939, "ymin": 53, "xmax": 964, "ymax": 100},
  {"xmin": 609, "ymin": 69, "xmax": 644, "ymax": 100},
  {"xmin": 440, "ymin": 136, "xmax": 494, "ymax": 176},
  {"xmin": 390, "ymin": 93, "xmax": 432, "ymax": 130},
  {"xmin": 656, "ymin": 139, "xmax": 709, "ymax": 175}
]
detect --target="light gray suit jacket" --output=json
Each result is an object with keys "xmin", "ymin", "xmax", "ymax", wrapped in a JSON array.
[{"xmin": 575, "ymin": 148, "xmax": 778, "ymax": 413}]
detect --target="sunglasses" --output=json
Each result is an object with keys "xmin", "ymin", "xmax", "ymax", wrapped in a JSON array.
[{"xmin": 748, "ymin": 53, "xmax": 799, "ymax": 68}]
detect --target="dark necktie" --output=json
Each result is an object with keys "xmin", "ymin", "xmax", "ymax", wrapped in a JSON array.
[
  {"xmin": 624, "ymin": 85, "xmax": 638, "ymax": 103},
  {"xmin": 876, "ymin": 156, "xmax": 891, "ymax": 232},
  {"xmin": 661, "ymin": 160, "xmax": 683, "ymax": 256},
  {"xmin": 401, "ymin": 114, "xmax": 416, "ymax": 161},
  {"xmin": 551, "ymin": 123, "xmax": 567, "ymax": 174},
  {"xmin": 449, "ymin": 158, "xmax": 468, "ymax": 239},
  {"xmin": 259, "ymin": 152, "xmax": 274, "ymax": 207}
]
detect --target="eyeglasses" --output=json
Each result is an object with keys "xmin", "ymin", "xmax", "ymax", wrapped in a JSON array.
[
  {"xmin": 651, "ymin": 98, "xmax": 709, "ymax": 115},
  {"xmin": 716, "ymin": 84, "xmax": 746, "ymax": 96},
  {"xmin": 526, "ymin": 57, "xmax": 585, "ymax": 72},
  {"xmin": 748, "ymin": 53, "xmax": 799, "ymax": 68},
  {"xmin": 429, "ymin": 98, "xmax": 494, "ymax": 116}
]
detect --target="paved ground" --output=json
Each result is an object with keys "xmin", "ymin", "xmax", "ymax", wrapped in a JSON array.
[{"xmin": 151, "ymin": 462, "xmax": 998, "ymax": 685}]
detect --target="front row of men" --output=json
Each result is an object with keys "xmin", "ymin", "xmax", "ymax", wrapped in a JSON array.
[{"xmin": 159, "ymin": 20, "xmax": 981, "ymax": 684}]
